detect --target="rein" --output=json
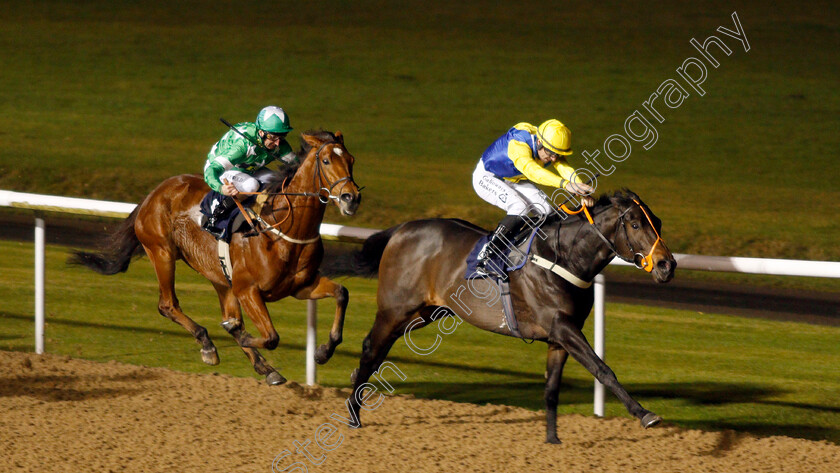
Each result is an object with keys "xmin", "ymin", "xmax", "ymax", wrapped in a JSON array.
[
  {"xmin": 559, "ymin": 201, "xmax": 662, "ymax": 272},
  {"xmin": 231, "ymin": 139, "xmax": 361, "ymax": 244},
  {"xmin": 530, "ymin": 198, "xmax": 662, "ymax": 285}
]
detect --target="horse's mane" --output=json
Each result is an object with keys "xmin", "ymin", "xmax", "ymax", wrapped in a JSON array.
[
  {"xmin": 262, "ymin": 130, "xmax": 340, "ymax": 193},
  {"xmin": 595, "ymin": 188, "xmax": 640, "ymax": 209}
]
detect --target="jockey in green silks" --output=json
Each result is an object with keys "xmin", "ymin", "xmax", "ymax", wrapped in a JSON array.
[{"xmin": 202, "ymin": 106, "xmax": 297, "ymax": 238}]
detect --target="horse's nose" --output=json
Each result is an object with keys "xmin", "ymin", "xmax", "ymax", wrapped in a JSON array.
[
  {"xmin": 657, "ymin": 259, "xmax": 672, "ymax": 273},
  {"xmin": 341, "ymin": 192, "xmax": 360, "ymax": 205}
]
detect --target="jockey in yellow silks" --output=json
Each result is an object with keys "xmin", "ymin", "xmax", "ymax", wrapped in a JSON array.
[{"xmin": 472, "ymin": 119, "xmax": 594, "ymax": 279}]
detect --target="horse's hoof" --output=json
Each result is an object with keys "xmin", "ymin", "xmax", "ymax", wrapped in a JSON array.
[
  {"xmin": 201, "ymin": 347, "xmax": 220, "ymax": 366},
  {"xmin": 641, "ymin": 412, "xmax": 662, "ymax": 428},
  {"xmin": 350, "ymin": 368, "xmax": 359, "ymax": 385},
  {"xmin": 546, "ymin": 436, "xmax": 562, "ymax": 445},
  {"xmin": 265, "ymin": 371, "xmax": 287, "ymax": 386},
  {"xmin": 315, "ymin": 344, "xmax": 330, "ymax": 365}
]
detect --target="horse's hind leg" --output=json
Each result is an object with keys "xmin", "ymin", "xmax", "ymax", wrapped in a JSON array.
[
  {"xmin": 294, "ymin": 275, "xmax": 348, "ymax": 365},
  {"xmin": 215, "ymin": 284, "xmax": 286, "ymax": 385},
  {"xmin": 544, "ymin": 343, "xmax": 570, "ymax": 444},
  {"xmin": 145, "ymin": 245, "xmax": 219, "ymax": 365}
]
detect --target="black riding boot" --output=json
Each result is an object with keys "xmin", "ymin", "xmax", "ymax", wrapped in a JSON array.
[
  {"xmin": 475, "ymin": 215, "xmax": 526, "ymax": 281},
  {"xmin": 202, "ymin": 195, "xmax": 239, "ymax": 240}
]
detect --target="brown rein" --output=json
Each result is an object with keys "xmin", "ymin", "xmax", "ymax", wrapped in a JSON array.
[{"xmin": 231, "ymin": 140, "xmax": 360, "ymax": 242}]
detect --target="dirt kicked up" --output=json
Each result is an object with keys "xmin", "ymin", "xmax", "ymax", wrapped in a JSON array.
[{"xmin": 1, "ymin": 351, "xmax": 837, "ymax": 473}]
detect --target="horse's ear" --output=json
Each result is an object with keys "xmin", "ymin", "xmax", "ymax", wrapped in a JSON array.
[
  {"xmin": 301, "ymin": 133, "xmax": 322, "ymax": 147},
  {"xmin": 335, "ymin": 130, "xmax": 344, "ymax": 145}
]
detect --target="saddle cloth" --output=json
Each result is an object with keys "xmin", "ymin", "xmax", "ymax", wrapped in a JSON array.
[
  {"xmin": 464, "ymin": 227, "xmax": 540, "ymax": 281},
  {"xmin": 199, "ymin": 191, "xmax": 251, "ymax": 242}
]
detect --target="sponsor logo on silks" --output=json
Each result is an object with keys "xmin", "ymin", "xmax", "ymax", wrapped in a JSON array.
[{"xmin": 499, "ymin": 193, "xmax": 508, "ymax": 203}]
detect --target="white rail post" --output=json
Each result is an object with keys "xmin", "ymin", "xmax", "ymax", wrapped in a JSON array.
[
  {"xmin": 34, "ymin": 215, "xmax": 45, "ymax": 354},
  {"xmin": 593, "ymin": 274, "xmax": 606, "ymax": 417},
  {"xmin": 306, "ymin": 299, "xmax": 317, "ymax": 386}
]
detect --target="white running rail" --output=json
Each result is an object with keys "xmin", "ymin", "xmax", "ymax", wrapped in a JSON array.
[{"xmin": 3, "ymin": 190, "xmax": 839, "ymax": 415}]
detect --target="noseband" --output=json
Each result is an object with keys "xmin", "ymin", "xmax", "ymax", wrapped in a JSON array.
[{"xmin": 616, "ymin": 199, "xmax": 663, "ymax": 272}]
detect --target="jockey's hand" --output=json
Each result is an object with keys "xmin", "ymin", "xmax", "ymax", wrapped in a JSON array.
[
  {"xmin": 581, "ymin": 195, "xmax": 596, "ymax": 207},
  {"xmin": 565, "ymin": 181, "xmax": 595, "ymax": 197},
  {"xmin": 221, "ymin": 180, "xmax": 239, "ymax": 197}
]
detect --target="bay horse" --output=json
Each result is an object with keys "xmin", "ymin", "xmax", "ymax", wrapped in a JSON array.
[
  {"xmin": 327, "ymin": 189, "xmax": 675, "ymax": 443},
  {"xmin": 71, "ymin": 130, "xmax": 361, "ymax": 385}
]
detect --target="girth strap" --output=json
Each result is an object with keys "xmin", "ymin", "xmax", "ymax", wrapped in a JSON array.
[
  {"xmin": 498, "ymin": 279, "xmax": 522, "ymax": 338},
  {"xmin": 217, "ymin": 240, "xmax": 233, "ymax": 286}
]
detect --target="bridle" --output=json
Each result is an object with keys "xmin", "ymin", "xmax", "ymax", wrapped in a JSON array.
[
  {"xmin": 615, "ymin": 199, "xmax": 663, "ymax": 272},
  {"xmin": 232, "ymin": 139, "xmax": 362, "ymax": 243},
  {"xmin": 556, "ymin": 199, "xmax": 663, "ymax": 273},
  {"xmin": 310, "ymin": 141, "xmax": 362, "ymax": 204}
]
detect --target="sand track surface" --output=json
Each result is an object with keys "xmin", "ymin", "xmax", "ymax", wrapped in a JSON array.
[{"xmin": 1, "ymin": 351, "xmax": 837, "ymax": 472}]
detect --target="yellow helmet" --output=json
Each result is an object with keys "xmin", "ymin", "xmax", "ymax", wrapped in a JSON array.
[{"xmin": 537, "ymin": 119, "xmax": 573, "ymax": 156}]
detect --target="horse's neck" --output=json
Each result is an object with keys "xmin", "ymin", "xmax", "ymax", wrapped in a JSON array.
[
  {"xmin": 267, "ymin": 154, "xmax": 327, "ymax": 234},
  {"xmin": 544, "ymin": 207, "xmax": 618, "ymax": 282}
]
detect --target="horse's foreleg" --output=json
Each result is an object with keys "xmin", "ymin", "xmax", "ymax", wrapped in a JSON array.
[
  {"xmin": 548, "ymin": 315, "xmax": 661, "ymax": 428},
  {"xmin": 349, "ymin": 310, "xmax": 429, "ymax": 428},
  {"xmin": 294, "ymin": 275, "xmax": 348, "ymax": 365},
  {"xmin": 235, "ymin": 286, "xmax": 280, "ymax": 350},
  {"xmin": 544, "ymin": 343, "xmax": 570, "ymax": 444},
  {"xmin": 146, "ymin": 245, "xmax": 219, "ymax": 365},
  {"xmin": 215, "ymin": 284, "xmax": 285, "ymax": 385}
]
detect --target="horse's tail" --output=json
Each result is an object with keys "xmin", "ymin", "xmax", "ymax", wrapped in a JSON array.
[
  {"xmin": 321, "ymin": 225, "xmax": 401, "ymax": 278},
  {"xmin": 68, "ymin": 206, "xmax": 145, "ymax": 275}
]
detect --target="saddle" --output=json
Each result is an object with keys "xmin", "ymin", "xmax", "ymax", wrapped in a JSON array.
[
  {"xmin": 200, "ymin": 191, "xmax": 270, "ymax": 286},
  {"xmin": 464, "ymin": 226, "xmax": 539, "ymax": 281},
  {"xmin": 463, "ymin": 227, "xmax": 540, "ymax": 339}
]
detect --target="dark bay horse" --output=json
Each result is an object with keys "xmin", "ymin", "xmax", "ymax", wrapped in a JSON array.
[
  {"xmin": 327, "ymin": 190, "xmax": 675, "ymax": 443},
  {"xmin": 71, "ymin": 130, "xmax": 361, "ymax": 385}
]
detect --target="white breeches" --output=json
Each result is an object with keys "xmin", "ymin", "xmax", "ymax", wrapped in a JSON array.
[
  {"xmin": 472, "ymin": 160, "xmax": 552, "ymax": 216},
  {"xmin": 219, "ymin": 168, "xmax": 275, "ymax": 193}
]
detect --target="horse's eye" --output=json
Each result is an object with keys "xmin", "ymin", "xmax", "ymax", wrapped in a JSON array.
[
  {"xmin": 322, "ymin": 158, "xmax": 330, "ymax": 165},
  {"xmin": 632, "ymin": 223, "xmax": 640, "ymax": 230}
]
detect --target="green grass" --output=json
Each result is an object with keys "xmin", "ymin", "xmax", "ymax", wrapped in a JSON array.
[
  {"xmin": 1, "ymin": 239, "xmax": 839, "ymax": 443},
  {"xmin": 0, "ymin": 0, "xmax": 839, "ymax": 263}
]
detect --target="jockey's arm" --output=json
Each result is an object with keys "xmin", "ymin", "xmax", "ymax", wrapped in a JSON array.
[
  {"xmin": 509, "ymin": 140, "xmax": 569, "ymax": 189},
  {"xmin": 204, "ymin": 137, "xmax": 249, "ymax": 193},
  {"xmin": 551, "ymin": 158, "xmax": 583, "ymax": 185},
  {"xmin": 203, "ymin": 160, "xmax": 228, "ymax": 193}
]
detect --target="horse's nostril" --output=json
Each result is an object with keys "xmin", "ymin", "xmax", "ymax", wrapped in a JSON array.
[
  {"xmin": 340, "ymin": 193, "xmax": 353, "ymax": 203},
  {"xmin": 657, "ymin": 260, "xmax": 670, "ymax": 271}
]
